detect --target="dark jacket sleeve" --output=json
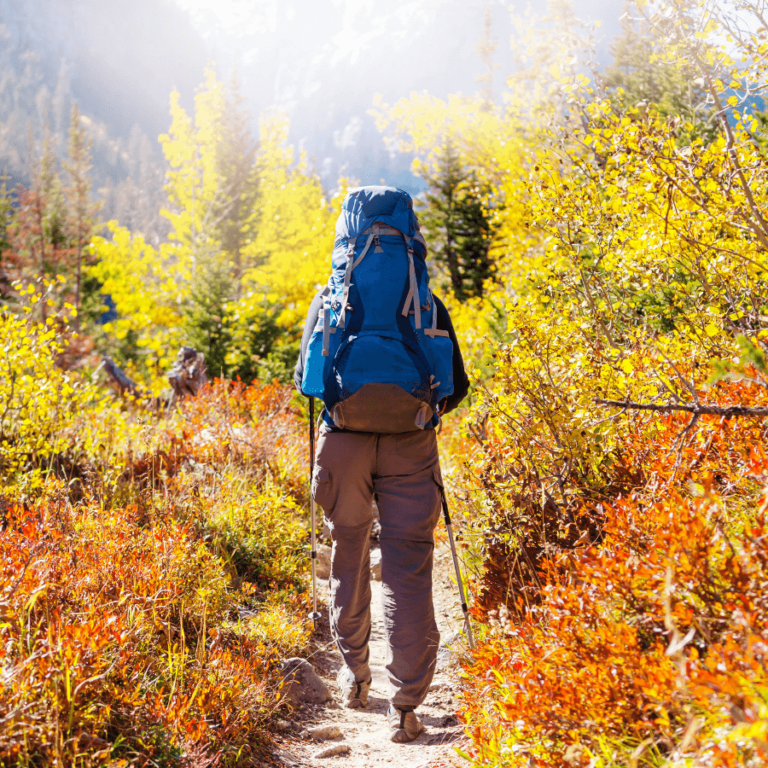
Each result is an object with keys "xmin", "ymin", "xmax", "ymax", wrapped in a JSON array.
[
  {"xmin": 294, "ymin": 290, "xmax": 324, "ymax": 395},
  {"xmin": 433, "ymin": 295, "xmax": 470, "ymax": 414}
]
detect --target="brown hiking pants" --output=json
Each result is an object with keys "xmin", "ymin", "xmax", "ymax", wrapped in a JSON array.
[{"xmin": 312, "ymin": 424, "xmax": 442, "ymax": 709}]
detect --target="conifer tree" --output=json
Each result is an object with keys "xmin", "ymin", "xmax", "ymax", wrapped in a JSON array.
[
  {"xmin": 419, "ymin": 140, "xmax": 495, "ymax": 301},
  {"xmin": 183, "ymin": 249, "xmax": 234, "ymax": 379},
  {"xmin": 215, "ymin": 71, "xmax": 260, "ymax": 294},
  {"xmin": 0, "ymin": 177, "xmax": 13, "ymax": 296},
  {"xmin": 6, "ymin": 132, "xmax": 68, "ymax": 320},
  {"xmin": 36, "ymin": 132, "xmax": 68, "ymax": 256},
  {"xmin": 63, "ymin": 102, "xmax": 99, "ymax": 331}
]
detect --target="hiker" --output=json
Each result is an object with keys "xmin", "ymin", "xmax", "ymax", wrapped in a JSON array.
[{"xmin": 294, "ymin": 186, "xmax": 469, "ymax": 743}]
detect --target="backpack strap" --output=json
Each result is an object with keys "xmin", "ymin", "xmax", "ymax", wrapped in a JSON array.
[
  {"xmin": 319, "ymin": 285, "xmax": 334, "ymax": 357},
  {"xmin": 400, "ymin": 235, "xmax": 422, "ymax": 330},
  {"xmin": 424, "ymin": 288, "xmax": 449, "ymax": 338},
  {"xmin": 362, "ymin": 224, "xmax": 426, "ymax": 250},
  {"xmin": 336, "ymin": 237, "xmax": 356, "ymax": 332},
  {"xmin": 337, "ymin": 232, "xmax": 376, "ymax": 330}
]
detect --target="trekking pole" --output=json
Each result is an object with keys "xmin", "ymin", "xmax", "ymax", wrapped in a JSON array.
[
  {"xmin": 440, "ymin": 487, "xmax": 476, "ymax": 651},
  {"xmin": 308, "ymin": 397, "xmax": 322, "ymax": 632}
]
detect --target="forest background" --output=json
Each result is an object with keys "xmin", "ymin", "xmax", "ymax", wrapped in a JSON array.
[{"xmin": 2, "ymin": 0, "xmax": 768, "ymax": 767}]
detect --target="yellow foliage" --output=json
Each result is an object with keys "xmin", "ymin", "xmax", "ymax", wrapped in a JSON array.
[
  {"xmin": 0, "ymin": 288, "xmax": 92, "ymax": 488},
  {"xmin": 92, "ymin": 74, "xmax": 340, "ymax": 383},
  {"xmin": 91, "ymin": 225, "xmax": 187, "ymax": 380},
  {"xmin": 241, "ymin": 112, "xmax": 338, "ymax": 332},
  {"xmin": 160, "ymin": 68, "xmax": 226, "ymax": 254}
]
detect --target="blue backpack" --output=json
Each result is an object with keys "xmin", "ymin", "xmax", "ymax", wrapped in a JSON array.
[{"xmin": 301, "ymin": 186, "xmax": 454, "ymax": 432}]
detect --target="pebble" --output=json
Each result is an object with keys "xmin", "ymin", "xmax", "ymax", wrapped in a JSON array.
[
  {"xmin": 304, "ymin": 724, "xmax": 343, "ymax": 741},
  {"xmin": 312, "ymin": 743, "xmax": 351, "ymax": 759}
]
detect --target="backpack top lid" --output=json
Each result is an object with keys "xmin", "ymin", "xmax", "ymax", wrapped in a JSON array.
[{"xmin": 335, "ymin": 186, "xmax": 420, "ymax": 242}]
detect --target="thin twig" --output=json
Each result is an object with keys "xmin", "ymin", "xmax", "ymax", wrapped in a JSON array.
[
  {"xmin": 670, "ymin": 413, "xmax": 700, "ymax": 486},
  {"xmin": 596, "ymin": 398, "xmax": 768, "ymax": 418}
]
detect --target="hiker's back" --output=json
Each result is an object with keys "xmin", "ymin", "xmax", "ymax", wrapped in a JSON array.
[{"xmin": 301, "ymin": 186, "xmax": 454, "ymax": 432}]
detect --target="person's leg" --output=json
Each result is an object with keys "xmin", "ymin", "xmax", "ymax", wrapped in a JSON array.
[
  {"xmin": 374, "ymin": 429, "xmax": 442, "ymax": 712},
  {"xmin": 313, "ymin": 426, "xmax": 376, "ymax": 688}
]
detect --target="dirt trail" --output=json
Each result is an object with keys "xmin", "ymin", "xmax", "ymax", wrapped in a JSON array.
[{"xmin": 273, "ymin": 536, "xmax": 472, "ymax": 767}]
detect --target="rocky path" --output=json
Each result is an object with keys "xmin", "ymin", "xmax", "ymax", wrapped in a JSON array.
[{"xmin": 272, "ymin": 534, "xmax": 472, "ymax": 767}]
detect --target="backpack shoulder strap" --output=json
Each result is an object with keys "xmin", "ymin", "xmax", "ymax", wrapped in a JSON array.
[
  {"xmin": 425, "ymin": 288, "xmax": 449, "ymax": 338},
  {"xmin": 318, "ymin": 284, "xmax": 334, "ymax": 357},
  {"xmin": 336, "ymin": 231, "xmax": 378, "ymax": 330}
]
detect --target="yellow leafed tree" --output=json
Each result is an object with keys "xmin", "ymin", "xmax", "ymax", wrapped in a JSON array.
[{"xmin": 91, "ymin": 71, "xmax": 339, "ymax": 385}]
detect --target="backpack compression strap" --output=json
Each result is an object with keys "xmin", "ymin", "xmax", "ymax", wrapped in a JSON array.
[
  {"xmin": 424, "ymin": 287, "xmax": 449, "ymax": 338},
  {"xmin": 400, "ymin": 235, "xmax": 422, "ymax": 329},
  {"xmin": 320, "ymin": 285, "xmax": 334, "ymax": 357}
]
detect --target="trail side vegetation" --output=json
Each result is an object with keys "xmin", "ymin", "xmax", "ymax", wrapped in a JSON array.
[
  {"xmin": 374, "ymin": 0, "xmax": 768, "ymax": 764},
  {"xmin": 0, "ymin": 298, "xmax": 313, "ymax": 764},
  {"xmin": 2, "ymin": 0, "xmax": 768, "ymax": 765},
  {"xmin": 0, "ymin": 69, "xmax": 332, "ymax": 765}
]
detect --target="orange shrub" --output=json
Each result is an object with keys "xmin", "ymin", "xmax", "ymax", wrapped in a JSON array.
[
  {"xmin": 0, "ymin": 496, "xmax": 308, "ymax": 766},
  {"xmin": 460, "ymin": 380, "xmax": 768, "ymax": 767},
  {"xmin": 0, "ymin": 379, "xmax": 313, "ymax": 765}
]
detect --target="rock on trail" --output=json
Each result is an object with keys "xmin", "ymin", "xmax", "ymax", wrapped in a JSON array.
[
  {"xmin": 280, "ymin": 658, "xmax": 333, "ymax": 705},
  {"xmin": 312, "ymin": 743, "xmax": 352, "ymax": 759},
  {"xmin": 304, "ymin": 724, "xmax": 344, "ymax": 741}
]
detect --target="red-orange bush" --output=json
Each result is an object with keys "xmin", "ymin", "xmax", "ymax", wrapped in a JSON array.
[
  {"xmin": 0, "ymin": 379, "xmax": 313, "ymax": 766},
  {"xmin": 0, "ymin": 497, "xmax": 304, "ymax": 766},
  {"xmin": 460, "ymin": 380, "xmax": 768, "ymax": 767}
]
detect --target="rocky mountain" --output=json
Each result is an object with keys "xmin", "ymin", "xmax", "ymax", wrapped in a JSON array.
[
  {"xmin": 182, "ymin": 0, "xmax": 621, "ymax": 193},
  {"xmin": 0, "ymin": 0, "xmax": 620, "ymax": 233},
  {"xmin": 0, "ymin": 0, "xmax": 206, "ymax": 239}
]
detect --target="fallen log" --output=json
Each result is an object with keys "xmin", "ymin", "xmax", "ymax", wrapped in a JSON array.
[
  {"xmin": 102, "ymin": 356, "xmax": 141, "ymax": 397},
  {"xmin": 101, "ymin": 346, "xmax": 208, "ymax": 406}
]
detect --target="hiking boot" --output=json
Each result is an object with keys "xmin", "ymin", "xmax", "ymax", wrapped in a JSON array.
[
  {"xmin": 336, "ymin": 665, "xmax": 371, "ymax": 709},
  {"xmin": 387, "ymin": 705, "xmax": 424, "ymax": 743}
]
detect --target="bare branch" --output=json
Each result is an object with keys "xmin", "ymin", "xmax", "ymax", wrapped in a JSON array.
[{"xmin": 596, "ymin": 398, "xmax": 768, "ymax": 418}]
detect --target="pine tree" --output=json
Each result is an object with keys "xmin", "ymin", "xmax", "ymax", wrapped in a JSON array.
[
  {"xmin": 36, "ymin": 131, "xmax": 68, "ymax": 256},
  {"xmin": 215, "ymin": 71, "xmax": 260, "ymax": 294},
  {"xmin": 6, "ymin": 132, "xmax": 68, "ymax": 321},
  {"xmin": 419, "ymin": 141, "xmax": 496, "ymax": 301},
  {"xmin": 63, "ymin": 102, "xmax": 100, "ymax": 331},
  {"xmin": 183, "ymin": 249, "xmax": 234, "ymax": 379},
  {"xmin": 0, "ymin": 176, "xmax": 14, "ymax": 297}
]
